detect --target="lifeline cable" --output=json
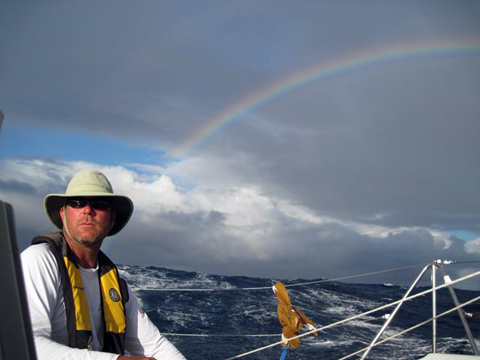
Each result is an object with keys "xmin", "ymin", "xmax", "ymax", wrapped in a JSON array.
[
  {"xmin": 163, "ymin": 333, "xmax": 280, "ymax": 337},
  {"xmin": 283, "ymin": 262, "xmax": 429, "ymax": 288},
  {"xmin": 137, "ymin": 262, "xmax": 430, "ymax": 292}
]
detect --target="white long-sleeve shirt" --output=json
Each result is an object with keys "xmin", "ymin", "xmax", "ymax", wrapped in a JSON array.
[{"xmin": 21, "ymin": 243, "xmax": 186, "ymax": 360}]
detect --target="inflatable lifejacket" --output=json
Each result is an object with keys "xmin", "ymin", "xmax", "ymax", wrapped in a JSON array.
[{"xmin": 32, "ymin": 232, "xmax": 129, "ymax": 354}]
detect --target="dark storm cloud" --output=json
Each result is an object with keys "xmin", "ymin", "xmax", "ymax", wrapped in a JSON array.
[
  {"xmin": 0, "ymin": 1, "xmax": 287, "ymax": 147},
  {"xmin": 109, "ymin": 205, "xmax": 478, "ymax": 287},
  {"xmin": 109, "ymin": 209, "xmax": 241, "ymax": 270},
  {"xmin": 0, "ymin": 179, "xmax": 37, "ymax": 195}
]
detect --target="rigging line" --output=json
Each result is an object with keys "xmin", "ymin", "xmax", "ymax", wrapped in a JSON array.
[
  {"xmin": 449, "ymin": 260, "xmax": 480, "ymax": 265},
  {"xmin": 284, "ymin": 262, "xmax": 429, "ymax": 288},
  {"xmin": 225, "ymin": 269, "xmax": 480, "ymax": 359},
  {"xmin": 163, "ymin": 320, "xmax": 354, "ymax": 338},
  {"xmin": 138, "ymin": 262, "xmax": 429, "ymax": 292},
  {"xmin": 139, "ymin": 285, "xmax": 272, "ymax": 292},
  {"xmin": 164, "ymin": 323, "xmax": 352, "ymax": 338},
  {"xmin": 338, "ymin": 294, "xmax": 480, "ymax": 360},
  {"xmin": 163, "ymin": 333, "xmax": 280, "ymax": 337}
]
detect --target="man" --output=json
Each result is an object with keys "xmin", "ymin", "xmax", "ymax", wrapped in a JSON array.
[{"xmin": 21, "ymin": 169, "xmax": 186, "ymax": 360}]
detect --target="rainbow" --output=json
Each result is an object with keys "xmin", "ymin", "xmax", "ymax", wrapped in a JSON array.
[{"xmin": 173, "ymin": 37, "xmax": 480, "ymax": 158}]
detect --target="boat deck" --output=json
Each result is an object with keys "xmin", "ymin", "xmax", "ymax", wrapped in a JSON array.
[{"xmin": 420, "ymin": 355, "xmax": 480, "ymax": 359}]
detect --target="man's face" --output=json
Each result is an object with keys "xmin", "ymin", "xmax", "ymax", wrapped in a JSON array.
[{"xmin": 60, "ymin": 198, "xmax": 114, "ymax": 248}]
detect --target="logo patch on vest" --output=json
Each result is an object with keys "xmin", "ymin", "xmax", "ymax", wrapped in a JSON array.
[{"xmin": 109, "ymin": 288, "xmax": 121, "ymax": 302}]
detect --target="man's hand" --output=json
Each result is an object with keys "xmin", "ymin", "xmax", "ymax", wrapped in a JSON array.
[{"xmin": 117, "ymin": 356, "xmax": 156, "ymax": 360}]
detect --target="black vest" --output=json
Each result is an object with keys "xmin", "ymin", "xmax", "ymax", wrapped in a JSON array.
[{"xmin": 32, "ymin": 232, "xmax": 128, "ymax": 354}]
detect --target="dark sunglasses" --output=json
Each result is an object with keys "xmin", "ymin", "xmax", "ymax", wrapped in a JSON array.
[{"xmin": 65, "ymin": 198, "xmax": 112, "ymax": 210}]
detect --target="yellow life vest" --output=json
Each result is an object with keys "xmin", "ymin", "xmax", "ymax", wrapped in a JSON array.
[{"xmin": 32, "ymin": 232, "xmax": 128, "ymax": 354}]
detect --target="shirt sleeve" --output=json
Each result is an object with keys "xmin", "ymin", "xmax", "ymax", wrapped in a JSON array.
[
  {"xmin": 21, "ymin": 244, "xmax": 118, "ymax": 360},
  {"xmin": 124, "ymin": 284, "xmax": 186, "ymax": 359}
]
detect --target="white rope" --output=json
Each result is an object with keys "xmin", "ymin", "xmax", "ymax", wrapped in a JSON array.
[
  {"xmin": 338, "ymin": 294, "xmax": 480, "ymax": 360},
  {"xmin": 225, "ymin": 269, "xmax": 480, "ymax": 359},
  {"xmin": 140, "ymin": 286, "xmax": 272, "ymax": 292},
  {"xmin": 138, "ymin": 262, "xmax": 429, "ymax": 292},
  {"xmin": 284, "ymin": 263, "xmax": 428, "ymax": 288},
  {"xmin": 163, "ymin": 333, "xmax": 279, "ymax": 337}
]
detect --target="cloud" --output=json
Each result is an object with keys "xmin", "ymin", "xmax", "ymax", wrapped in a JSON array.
[
  {"xmin": 0, "ymin": 179, "xmax": 37, "ymax": 195},
  {"xmin": 2, "ymin": 158, "xmax": 479, "ymax": 289}
]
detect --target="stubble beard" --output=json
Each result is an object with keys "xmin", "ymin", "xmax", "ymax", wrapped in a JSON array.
[
  {"xmin": 70, "ymin": 233, "xmax": 104, "ymax": 248},
  {"xmin": 65, "ymin": 217, "xmax": 109, "ymax": 248}
]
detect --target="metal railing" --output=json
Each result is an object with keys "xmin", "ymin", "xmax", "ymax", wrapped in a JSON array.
[
  {"xmin": 228, "ymin": 261, "xmax": 480, "ymax": 359},
  {"xmin": 360, "ymin": 260, "xmax": 480, "ymax": 359}
]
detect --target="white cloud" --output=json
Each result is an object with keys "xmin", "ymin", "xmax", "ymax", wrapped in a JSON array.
[
  {"xmin": 465, "ymin": 237, "xmax": 480, "ymax": 254},
  {"xmin": 2, "ymin": 157, "xmax": 476, "ymax": 287}
]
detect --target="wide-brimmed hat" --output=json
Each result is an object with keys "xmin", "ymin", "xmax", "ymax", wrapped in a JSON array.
[{"xmin": 44, "ymin": 169, "xmax": 134, "ymax": 236}]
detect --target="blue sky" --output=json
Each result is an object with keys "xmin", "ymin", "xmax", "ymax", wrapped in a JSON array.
[
  {"xmin": 0, "ymin": 122, "xmax": 169, "ymax": 171},
  {"xmin": 1, "ymin": 0, "xmax": 480, "ymax": 287}
]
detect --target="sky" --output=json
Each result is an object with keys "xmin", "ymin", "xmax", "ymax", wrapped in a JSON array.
[{"xmin": 1, "ymin": 1, "xmax": 480, "ymax": 288}]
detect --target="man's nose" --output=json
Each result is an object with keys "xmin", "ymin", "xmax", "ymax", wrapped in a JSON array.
[{"xmin": 81, "ymin": 203, "xmax": 95, "ymax": 214}]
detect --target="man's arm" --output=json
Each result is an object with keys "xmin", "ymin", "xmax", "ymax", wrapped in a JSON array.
[
  {"xmin": 21, "ymin": 244, "xmax": 118, "ymax": 360},
  {"xmin": 123, "ymin": 284, "xmax": 186, "ymax": 359}
]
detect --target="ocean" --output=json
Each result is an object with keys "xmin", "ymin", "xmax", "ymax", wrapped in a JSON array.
[{"xmin": 118, "ymin": 265, "xmax": 480, "ymax": 360}]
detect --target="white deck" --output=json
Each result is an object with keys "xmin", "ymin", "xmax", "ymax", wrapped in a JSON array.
[{"xmin": 420, "ymin": 354, "xmax": 480, "ymax": 360}]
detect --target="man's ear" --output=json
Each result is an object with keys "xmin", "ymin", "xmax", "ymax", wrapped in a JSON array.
[{"xmin": 60, "ymin": 206, "xmax": 65, "ymax": 222}]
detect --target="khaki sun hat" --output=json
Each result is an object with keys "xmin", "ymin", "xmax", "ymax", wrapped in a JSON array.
[{"xmin": 44, "ymin": 169, "xmax": 134, "ymax": 236}]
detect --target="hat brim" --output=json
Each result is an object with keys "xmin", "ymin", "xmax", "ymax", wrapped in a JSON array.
[{"xmin": 44, "ymin": 193, "xmax": 134, "ymax": 236}]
